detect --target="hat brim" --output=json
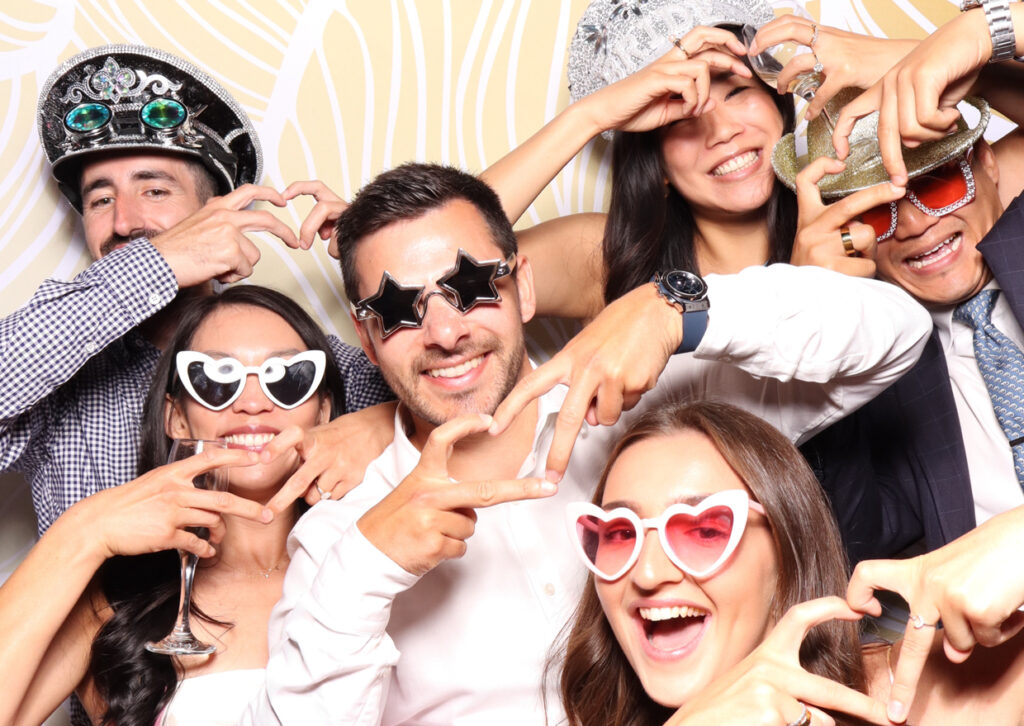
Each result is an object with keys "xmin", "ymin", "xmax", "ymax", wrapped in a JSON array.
[{"xmin": 772, "ymin": 96, "xmax": 990, "ymax": 199}]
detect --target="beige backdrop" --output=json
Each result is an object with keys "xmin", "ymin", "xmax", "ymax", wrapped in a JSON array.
[{"xmin": 0, "ymin": 0, "xmax": 988, "ymax": 722}]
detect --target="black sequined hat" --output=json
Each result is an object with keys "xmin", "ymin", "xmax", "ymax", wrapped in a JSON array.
[{"xmin": 37, "ymin": 44, "xmax": 262, "ymax": 210}]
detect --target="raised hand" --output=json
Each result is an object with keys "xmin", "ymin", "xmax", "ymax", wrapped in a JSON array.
[
  {"xmin": 831, "ymin": 9, "xmax": 996, "ymax": 185},
  {"xmin": 489, "ymin": 282, "xmax": 680, "ymax": 482},
  {"xmin": 665, "ymin": 597, "xmax": 888, "ymax": 726},
  {"xmin": 847, "ymin": 505, "xmax": 1024, "ymax": 723},
  {"xmin": 281, "ymin": 179, "xmax": 350, "ymax": 256},
  {"xmin": 357, "ymin": 413, "xmax": 556, "ymax": 576},
  {"xmin": 262, "ymin": 401, "xmax": 399, "ymax": 512},
  {"xmin": 750, "ymin": 17, "xmax": 916, "ymax": 121},
  {"xmin": 789, "ymin": 156, "xmax": 906, "ymax": 277},
  {"xmin": 584, "ymin": 26, "xmax": 752, "ymax": 134},
  {"xmin": 64, "ymin": 446, "xmax": 270, "ymax": 560},
  {"xmin": 150, "ymin": 184, "xmax": 299, "ymax": 286}
]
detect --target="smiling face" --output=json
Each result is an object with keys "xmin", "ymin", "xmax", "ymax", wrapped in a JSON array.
[
  {"xmin": 659, "ymin": 71, "xmax": 784, "ymax": 220},
  {"xmin": 595, "ymin": 429, "xmax": 778, "ymax": 707},
  {"xmin": 351, "ymin": 198, "xmax": 535, "ymax": 429},
  {"xmin": 79, "ymin": 152, "xmax": 207, "ymax": 259},
  {"xmin": 873, "ymin": 143, "xmax": 1002, "ymax": 306},
  {"xmin": 166, "ymin": 304, "xmax": 330, "ymax": 501}
]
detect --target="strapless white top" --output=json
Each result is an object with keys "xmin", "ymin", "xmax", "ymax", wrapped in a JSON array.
[{"xmin": 155, "ymin": 668, "xmax": 264, "ymax": 725}]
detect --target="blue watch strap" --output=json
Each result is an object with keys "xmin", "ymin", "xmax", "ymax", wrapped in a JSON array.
[{"xmin": 677, "ymin": 309, "xmax": 709, "ymax": 354}]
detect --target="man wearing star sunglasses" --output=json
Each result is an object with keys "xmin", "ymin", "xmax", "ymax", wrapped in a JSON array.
[{"xmin": 247, "ymin": 161, "xmax": 931, "ymax": 725}]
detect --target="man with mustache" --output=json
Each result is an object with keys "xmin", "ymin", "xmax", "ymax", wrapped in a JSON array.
[{"xmin": 0, "ymin": 45, "xmax": 392, "ymax": 536}]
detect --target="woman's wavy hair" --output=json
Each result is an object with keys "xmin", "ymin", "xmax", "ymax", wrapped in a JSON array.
[
  {"xmin": 88, "ymin": 285, "xmax": 345, "ymax": 726},
  {"xmin": 555, "ymin": 400, "xmax": 865, "ymax": 726},
  {"xmin": 603, "ymin": 31, "xmax": 797, "ymax": 304}
]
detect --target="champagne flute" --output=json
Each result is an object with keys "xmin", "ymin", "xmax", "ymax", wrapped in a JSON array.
[{"xmin": 146, "ymin": 438, "xmax": 229, "ymax": 656}]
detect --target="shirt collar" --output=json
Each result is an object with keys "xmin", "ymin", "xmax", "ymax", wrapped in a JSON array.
[{"xmin": 931, "ymin": 279, "xmax": 1002, "ymax": 352}]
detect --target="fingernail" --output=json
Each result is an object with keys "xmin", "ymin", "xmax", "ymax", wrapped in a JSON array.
[
  {"xmin": 488, "ymin": 421, "xmax": 502, "ymax": 435},
  {"xmin": 261, "ymin": 507, "xmax": 274, "ymax": 522},
  {"xmin": 480, "ymin": 414, "xmax": 493, "ymax": 426},
  {"xmin": 888, "ymin": 700, "xmax": 907, "ymax": 723},
  {"xmin": 546, "ymin": 469, "xmax": 563, "ymax": 484},
  {"xmin": 890, "ymin": 183, "xmax": 906, "ymax": 195},
  {"xmin": 540, "ymin": 480, "xmax": 558, "ymax": 494}
]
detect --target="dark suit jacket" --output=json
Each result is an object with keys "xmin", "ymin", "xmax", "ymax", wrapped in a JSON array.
[{"xmin": 801, "ymin": 192, "xmax": 1024, "ymax": 564}]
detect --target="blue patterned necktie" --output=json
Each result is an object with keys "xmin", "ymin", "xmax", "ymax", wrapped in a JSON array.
[{"xmin": 954, "ymin": 289, "xmax": 1024, "ymax": 487}]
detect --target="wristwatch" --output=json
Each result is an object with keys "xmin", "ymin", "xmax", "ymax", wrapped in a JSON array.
[
  {"xmin": 961, "ymin": 0, "xmax": 1019, "ymax": 62},
  {"xmin": 652, "ymin": 270, "xmax": 709, "ymax": 354}
]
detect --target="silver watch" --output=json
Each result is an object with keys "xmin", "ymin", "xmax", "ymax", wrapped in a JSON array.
[{"xmin": 962, "ymin": 0, "xmax": 1018, "ymax": 62}]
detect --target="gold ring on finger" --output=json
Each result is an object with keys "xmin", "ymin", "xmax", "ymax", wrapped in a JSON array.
[{"xmin": 840, "ymin": 225, "xmax": 856, "ymax": 257}]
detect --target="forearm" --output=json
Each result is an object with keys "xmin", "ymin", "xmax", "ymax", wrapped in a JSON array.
[
  {"xmin": 0, "ymin": 507, "xmax": 105, "ymax": 723},
  {"xmin": 519, "ymin": 213, "xmax": 607, "ymax": 319},
  {"xmin": 696, "ymin": 265, "xmax": 931, "ymax": 386},
  {"xmin": 481, "ymin": 101, "xmax": 603, "ymax": 224},
  {"xmin": 0, "ymin": 239, "xmax": 176, "ymax": 420}
]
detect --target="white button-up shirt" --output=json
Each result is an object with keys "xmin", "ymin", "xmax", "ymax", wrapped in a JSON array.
[{"xmin": 244, "ymin": 265, "xmax": 931, "ymax": 725}]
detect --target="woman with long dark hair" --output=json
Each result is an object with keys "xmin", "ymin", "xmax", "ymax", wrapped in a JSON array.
[
  {"xmin": 557, "ymin": 400, "xmax": 1024, "ymax": 725},
  {"xmin": 482, "ymin": 0, "xmax": 911, "ymax": 318},
  {"xmin": 0, "ymin": 285, "xmax": 345, "ymax": 725}
]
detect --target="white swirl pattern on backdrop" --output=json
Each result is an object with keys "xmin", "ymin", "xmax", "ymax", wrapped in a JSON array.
[{"xmin": 0, "ymin": 1, "xmax": 991, "ymax": 721}]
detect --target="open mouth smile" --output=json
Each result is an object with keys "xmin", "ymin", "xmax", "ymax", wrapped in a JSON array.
[
  {"xmin": 637, "ymin": 604, "xmax": 710, "ymax": 657},
  {"xmin": 906, "ymin": 233, "xmax": 961, "ymax": 270},
  {"xmin": 711, "ymin": 150, "xmax": 758, "ymax": 177}
]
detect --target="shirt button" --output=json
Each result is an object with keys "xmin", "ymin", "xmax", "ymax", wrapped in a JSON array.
[
  {"xmin": 84, "ymin": 341, "xmax": 97, "ymax": 354},
  {"xmin": 148, "ymin": 292, "xmax": 162, "ymax": 306},
  {"xmin": 543, "ymin": 583, "xmax": 555, "ymax": 596}
]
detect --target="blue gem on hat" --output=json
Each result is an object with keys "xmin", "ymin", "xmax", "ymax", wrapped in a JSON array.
[
  {"xmin": 64, "ymin": 103, "xmax": 111, "ymax": 132},
  {"xmin": 89, "ymin": 57, "xmax": 137, "ymax": 103},
  {"xmin": 141, "ymin": 98, "xmax": 187, "ymax": 129}
]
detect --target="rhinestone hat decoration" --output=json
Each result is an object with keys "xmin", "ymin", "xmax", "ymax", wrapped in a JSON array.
[
  {"xmin": 37, "ymin": 45, "xmax": 262, "ymax": 210},
  {"xmin": 567, "ymin": 0, "xmax": 774, "ymax": 139},
  {"xmin": 771, "ymin": 89, "xmax": 991, "ymax": 199}
]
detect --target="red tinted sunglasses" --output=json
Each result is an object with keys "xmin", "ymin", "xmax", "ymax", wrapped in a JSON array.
[
  {"xmin": 567, "ymin": 491, "xmax": 766, "ymax": 582},
  {"xmin": 860, "ymin": 153, "xmax": 976, "ymax": 242}
]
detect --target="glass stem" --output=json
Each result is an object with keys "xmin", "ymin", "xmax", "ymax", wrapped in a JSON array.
[{"xmin": 176, "ymin": 551, "xmax": 199, "ymax": 635}]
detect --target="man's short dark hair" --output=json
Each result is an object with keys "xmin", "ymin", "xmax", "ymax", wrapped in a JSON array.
[{"xmin": 335, "ymin": 162, "xmax": 517, "ymax": 303}]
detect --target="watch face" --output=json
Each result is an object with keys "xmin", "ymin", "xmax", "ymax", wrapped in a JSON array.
[{"xmin": 664, "ymin": 270, "xmax": 707, "ymax": 300}]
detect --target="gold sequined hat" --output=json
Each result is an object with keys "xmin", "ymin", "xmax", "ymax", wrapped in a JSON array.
[
  {"xmin": 772, "ymin": 88, "xmax": 990, "ymax": 199},
  {"xmin": 37, "ymin": 44, "xmax": 262, "ymax": 210}
]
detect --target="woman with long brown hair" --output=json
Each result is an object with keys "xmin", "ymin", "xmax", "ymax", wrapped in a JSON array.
[{"xmin": 557, "ymin": 400, "xmax": 1024, "ymax": 725}]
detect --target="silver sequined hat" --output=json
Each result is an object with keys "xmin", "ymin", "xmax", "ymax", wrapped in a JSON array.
[
  {"xmin": 568, "ymin": 0, "xmax": 775, "ymax": 138},
  {"xmin": 772, "ymin": 89, "xmax": 991, "ymax": 198},
  {"xmin": 37, "ymin": 44, "xmax": 263, "ymax": 210}
]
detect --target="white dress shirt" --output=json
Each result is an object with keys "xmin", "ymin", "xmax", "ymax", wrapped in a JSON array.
[
  {"xmin": 243, "ymin": 264, "xmax": 931, "ymax": 725},
  {"xmin": 931, "ymin": 282, "xmax": 1024, "ymax": 525}
]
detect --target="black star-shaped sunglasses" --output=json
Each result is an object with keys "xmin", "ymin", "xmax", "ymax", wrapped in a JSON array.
[{"xmin": 352, "ymin": 248, "xmax": 516, "ymax": 338}]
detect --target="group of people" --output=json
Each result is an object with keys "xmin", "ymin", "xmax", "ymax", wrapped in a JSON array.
[{"xmin": 3, "ymin": 0, "xmax": 1024, "ymax": 724}]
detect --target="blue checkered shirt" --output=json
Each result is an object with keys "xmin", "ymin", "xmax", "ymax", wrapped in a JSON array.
[{"xmin": 0, "ymin": 238, "xmax": 393, "ymax": 535}]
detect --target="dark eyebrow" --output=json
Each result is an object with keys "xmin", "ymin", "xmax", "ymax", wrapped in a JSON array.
[
  {"xmin": 81, "ymin": 169, "xmax": 182, "ymax": 198},
  {"xmin": 199, "ymin": 348, "xmax": 304, "ymax": 359}
]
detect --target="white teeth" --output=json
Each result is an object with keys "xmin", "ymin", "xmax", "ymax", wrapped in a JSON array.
[
  {"xmin": 427, "ymin": 355, "xmax": 484, "ymax": 379},
  {"xmin": 712, "ymin": 150, "xmax": 757, "ymax": 176},
  {"xmin": 908, "ymin": 233, "xmax": 961, "ymax": 270},
  {"xmin": 223, "ymin": 432, "xmax": 275, "ymax": 447},
  {"xmin": 638, "ymin": 605, "xmax": 708, "ymax": 622}
]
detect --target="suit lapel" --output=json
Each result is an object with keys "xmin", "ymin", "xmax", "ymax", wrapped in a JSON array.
[
  {"xmin": 979, "ymin": 192, "xmax": 1024, "ymax": 321},
  {"xmin": 893, "ymin": 334, "xmax": 976, "ymax": 543}
]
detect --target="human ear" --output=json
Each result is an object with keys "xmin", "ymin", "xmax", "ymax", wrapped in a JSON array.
[
  {"xmin": 513, "ymin": 254, "xmax": 537, "ymax": 325},
  {"xmin": 164, "ymin": 394, "xmax": 192, "ymax": 438}
]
